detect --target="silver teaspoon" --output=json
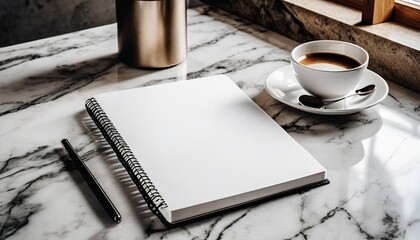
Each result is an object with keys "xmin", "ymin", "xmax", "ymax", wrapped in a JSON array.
[{"xmin": 299, "ymin": 84, "xmax": 376, "ymax": 109}]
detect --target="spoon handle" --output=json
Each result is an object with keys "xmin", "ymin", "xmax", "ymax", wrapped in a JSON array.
[
  {"xmin": 299, "ymin": 84, "xmax": 376, "ymax": 109},
  {"xmin": 323, "ymin": 93, "xmax": 357, "ymax": 104}
]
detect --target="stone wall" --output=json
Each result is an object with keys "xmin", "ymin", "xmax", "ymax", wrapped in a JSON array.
[{"xmin": 201, "ymin": 0, "xmax": 420, "ymax": 93}]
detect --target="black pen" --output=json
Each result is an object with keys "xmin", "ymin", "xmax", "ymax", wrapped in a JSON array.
[{"xmin": 61, "ymin": 139, "xmax": 121, "ymax": 223}]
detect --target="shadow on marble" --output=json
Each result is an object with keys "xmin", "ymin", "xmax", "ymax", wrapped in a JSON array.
[
  {"xmin": 254, "ymin": 90, "xmax": 384, "ymax": 170},
  {"xmin": 0, "ymin": 54, "xmax": 166, "ymax": 118},
  {"xmin": 74, "ymin": 111, "xmax": 168, "ymax": 231},
  {"xmin": 0, "ymin": 54, "xmax": 117, "ymax": 117}
]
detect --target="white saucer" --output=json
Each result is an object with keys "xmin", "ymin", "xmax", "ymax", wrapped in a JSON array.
[{"xmin": 264, "ymin": 65, "xmax": 389, "ymax": 115}]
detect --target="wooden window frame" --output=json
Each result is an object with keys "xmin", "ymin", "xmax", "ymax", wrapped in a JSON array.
[
  {"xmin": 332, "ymin": 0, "xmax": 420, "ymax": 30},
  {"xmin": 394, "ymin": 0, "xmax": 420, "ymax": 29}
]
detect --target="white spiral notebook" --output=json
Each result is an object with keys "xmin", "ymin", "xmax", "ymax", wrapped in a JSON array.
[{"xmin": 85, "ymin": 75, "xmax": 328, "ymax": 226}]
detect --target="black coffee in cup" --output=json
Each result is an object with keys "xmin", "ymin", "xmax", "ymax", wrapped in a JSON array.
[
  {"xmin": 291, "ymin": 40, "xmax": 369, "ymax": 99},
  {"xmin": 298, "ymin": 52, "xmax": 361, "ymax": 71}
]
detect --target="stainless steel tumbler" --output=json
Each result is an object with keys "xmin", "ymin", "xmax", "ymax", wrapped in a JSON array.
[{"xmin": 115, "ymin": 0, "xmax": 187, "ymax": 68}]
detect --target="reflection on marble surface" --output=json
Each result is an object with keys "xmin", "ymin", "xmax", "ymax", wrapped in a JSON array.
[{"xmin": 0, "ymin": 6, "xmax": 420, "ymax": 240}]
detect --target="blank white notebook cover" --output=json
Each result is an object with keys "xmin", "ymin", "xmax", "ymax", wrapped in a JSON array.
[{"xmin": 88, "ymin": 75, "xmax": 327, "ymax": 224}]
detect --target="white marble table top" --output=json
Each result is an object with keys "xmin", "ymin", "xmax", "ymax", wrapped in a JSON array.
[{"xmin": 1, "ymin": 6, "xmax": 419, "ymax": 240}]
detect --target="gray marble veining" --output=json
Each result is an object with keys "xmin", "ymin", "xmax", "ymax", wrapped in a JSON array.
[{"xmin": 0, "ymin": 6, "xmax": 420, "ymax": 240}]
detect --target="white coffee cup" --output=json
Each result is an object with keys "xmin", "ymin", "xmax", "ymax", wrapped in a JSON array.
[{"xmin": 291, "ymin": 40, "xmax": 369, "ymax": 100}]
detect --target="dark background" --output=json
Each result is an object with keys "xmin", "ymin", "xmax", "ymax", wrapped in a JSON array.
[{"xmin": 0, "ymin": 0, "xmax": 204, "ymax": 47}]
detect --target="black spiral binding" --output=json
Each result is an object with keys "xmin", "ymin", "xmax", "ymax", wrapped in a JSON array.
[{"xmin": 85, "ymin": 98, "xmax": 172, "ymax": 226}]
